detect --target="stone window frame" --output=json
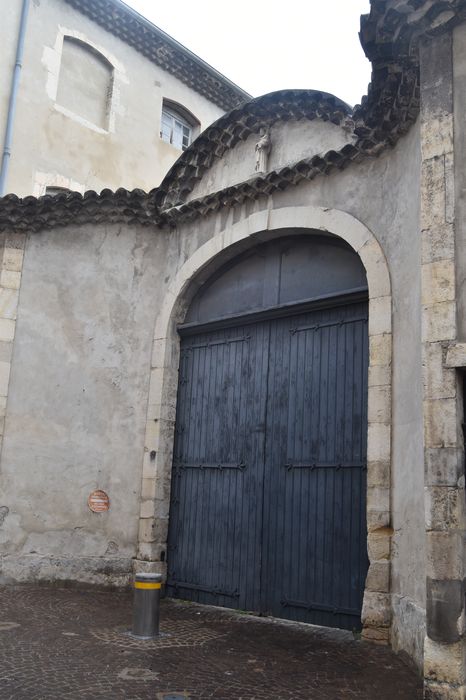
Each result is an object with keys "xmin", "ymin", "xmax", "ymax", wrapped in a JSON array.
[
  {"xmin": 137, "ymin": 205, "xmax": 393, "ymax": 644},
  {"xmin": 42, "ymin": 28, "xmax": 127, "ymax": 135}
]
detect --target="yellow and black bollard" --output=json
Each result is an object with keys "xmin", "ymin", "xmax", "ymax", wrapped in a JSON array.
[{"xmin": 131, "ymin": 572, "xmax": 163, "ymax": 639}]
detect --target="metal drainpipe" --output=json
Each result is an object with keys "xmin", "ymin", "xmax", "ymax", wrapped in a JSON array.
[{"xmin": 0, "ymin": 0, "xmax": 30, "ymax": 196}]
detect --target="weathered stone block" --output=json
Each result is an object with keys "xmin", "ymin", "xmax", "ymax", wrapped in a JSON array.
[
  {"xmin": 361, "ymin": 591, "xmax": 391, "ymax": 628},
  {"xmin": 137, "ymin": 542, "xmax": 165, "ymax": 562},
  {"xmin": 367, "ymin": 528, "xmax": 392, "ymax": 560},
  {"xmin": 424, "ymin": 681, "xmax": 466, "ymax": 700},
  {"xmin": 420, "ymin": 32, "xmax": 453, "ymax": 116},
  {"xmin": 365, "ymin": 561, "xmax": 390, "ymax": 593},
  {"xmin": 148, "ymin": 367, "xmax": 165, "ymax": 406},
  {"xmin": 367, "ymin": 422, "xmax": 391, "ymax": 462},
  {"xmin": 0, "ymin": 319, "xmax": 15, "ymax": 343},
  {"xmin": 368, "ymin": 385, "xmax": 391, "ymax": 424},
  {"xmin": 367, "ymin": 510, "xmax": 391, "ymax": 533},
  {"xmin": 369, "ymin": 333, "xmax": 391, "ymax": 367},
  {"xmin": 368, "ymin": 364, "xmax": 391, "ymax": 388},
  {"xmin": 422, "ymin": 302, "xmax": 456, "ymax": 343},
  {"xmin": 425, "ymin": 448, "xmax": 464, "ymax": 487},
  {"xmin": 421, "ymin": 115, "xmax": 454, "ymax": 160},
  {"xmin": 422, "ymin": 260, "xmax": 455, "ymax": 305},
  {"xmin": 446, "ymin": 343, "xmax": 466, "ymax": 368},
  {"xmin": 0, "ymin": 270, "xmax": 21, "ymax": 290},
  {"xmin": 427, "ymin": 579, "xmax": 464, "ymax": 644},
  {"xmin": 0, "ymin": 288, "xmax": 19, "ymax": 320},
  {"xmin": 424, "ymin": 636, "xmax": 466, "ymax": 685},
  {"xmin": 421, "ymin": 156, "xmax": 448, "ymax": 229},
  {"xmin": 367, "ymin": 460, "xmax": 391, "ymax": 489},
  {"xmin": 422, "ymin": 223, "xmax": 455, "ymax": 264},
  {"xmin": 361, "ymin": 626, "xmax": 390, "ymax": 645},
  {"xmin": 367, "ymin": 487, "xmax": 390, "ymax": 514},
  {"xmin": 426, "ymin": 531, "xmax": 463, "ymax": 580},
  {"xmin": 141, "ymin": 477, "xmax": 156, "ymax": 501},
  {"xmin": 368, "ymin": 296, "xmax": 391, "ymax": 336},
  {"xmin": 359, "ymin": 240, "xmax": 391, "ymax": 299},
  {"xmin": 142, "ymin": 451, "xmax": 157, "ymax": 479},
  {"xmin": 2, "ymin": 248, "xmax": 24, "ymax": 272},
  {"xmin": 138, "ymin": 517, "xmax": 156, "ymax": 544},
  {"xmin": 425, "ymin": 487, "xmax": 464, "ymax": 531},
  {"xmin": 133, "ymin": 558, "xmax": 166, "ymax": 576},
  {"xmin": 423, "ymin": 342, "xmax": 456, "ymax": 399},
  {"xmin": 150, "ymin": 338, "xmax": 169, "ymax": 369},
  {"xmin": 445, "ymin": 151, "xmax": 455, "ymax": 224},
  {"xmin": 0, "ymin": 341, "xmax": 13, "ymax": 363},
  {"xmin": 0, "ymin": 361, "xmax": 12, "ymax": 397},
  {"xmin": 424, "ymin": 398, "xmax": 459, "ymax": 449},
  {"xmin": 139, "ymin": 500, "xmax": 155, "ymax": 519}
]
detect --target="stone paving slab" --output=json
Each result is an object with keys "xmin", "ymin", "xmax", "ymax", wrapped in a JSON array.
[{"xmin": 0, "ymin": 586, "xmax": 422, "ymax": 699}]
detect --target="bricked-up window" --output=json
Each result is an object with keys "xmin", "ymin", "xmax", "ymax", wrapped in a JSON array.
[
  {"xmin": 45, "ymin": 186, "xmax": 70, "ymax": 196},
  {"xmin": 57, "ymin": 37, "xmax": 114, "ymax": 130},
  {"xmin": 160, "ymin": 101, "xmax": 199, "ymax": 151}
]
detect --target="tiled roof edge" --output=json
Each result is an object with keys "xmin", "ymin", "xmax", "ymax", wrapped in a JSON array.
[{"xmin": 0, "ymin": 188, "xmax": 159, "ymax": 233}]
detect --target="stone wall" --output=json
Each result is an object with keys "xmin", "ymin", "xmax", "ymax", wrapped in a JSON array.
[
  {"xmin": 0, "ymin": 223, "xmax": 166, "ymax": 586},
  {"xmin": 420, "ymin": 30, "xmax": 466, "ymax": 700}
]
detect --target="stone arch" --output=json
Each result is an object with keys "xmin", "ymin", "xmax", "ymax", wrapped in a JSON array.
[{"xmin": 137, "ymin": 205, "xmax": 393, "ymax": 643}]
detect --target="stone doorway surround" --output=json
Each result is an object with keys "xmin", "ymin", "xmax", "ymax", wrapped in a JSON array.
[{"xmin": 135, "ymin": 204, "xmax": 393, "ymax": 645}]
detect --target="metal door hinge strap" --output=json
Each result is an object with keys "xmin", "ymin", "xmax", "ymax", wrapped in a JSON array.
[
  {"xmin": 183, "ymin": 336, "xmax": 251, "ymax": 351},
  {"xmin": 174, "ymin": 461, "xmax": 247, "ymax": 472},
  {"xmin": 290, "ymin": 316, "xmax": 367, "ymax": 335},
  {"xmin": 284, "ymin": 462, "xmax": 366, "ymax": 471}
]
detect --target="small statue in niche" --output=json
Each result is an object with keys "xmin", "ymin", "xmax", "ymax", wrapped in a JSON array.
[{"xmin": 255, "ymin": 128, "xmax": 271, "ymax": 173}]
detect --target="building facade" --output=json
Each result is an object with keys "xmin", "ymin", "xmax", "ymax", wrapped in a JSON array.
[
  {"xmin": 2, "ymin": 1, "xmax": 466, "ymax": 698},
  {"xmin": 0, "ymin": 0, "xmax": 249, "ymax": 198}
]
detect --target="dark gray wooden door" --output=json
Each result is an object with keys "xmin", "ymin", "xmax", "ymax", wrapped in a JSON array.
[{"xmin": 167, "ymin": 299, "xmax": 369, "ymax": 631}]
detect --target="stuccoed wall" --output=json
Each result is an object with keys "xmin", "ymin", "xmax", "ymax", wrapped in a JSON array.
[
  {"xmin": 0, "ymin": 222, "xmax": 171, "ymax": 585},
  {"xmin": 0, "ymin": 117, "xmax": 423, "ymax": 666},
  {"xmin": 0, "ymin": 0, "xmax": 225, "ymax": 197}
]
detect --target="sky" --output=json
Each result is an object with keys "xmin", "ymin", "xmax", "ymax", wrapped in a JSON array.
[{"xmin": 123, "ymin": 0, "xmax": 372, "ymax": 107}]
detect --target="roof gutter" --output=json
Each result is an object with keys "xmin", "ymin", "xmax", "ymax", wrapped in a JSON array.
[{"xmin": 0, "ymin": 0, "xmax": 30, "ymax": 196}]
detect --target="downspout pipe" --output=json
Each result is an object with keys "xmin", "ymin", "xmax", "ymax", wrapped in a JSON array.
[{"xmin": 0, "ymin": 0, "xmax": 30, "ymax": 196}]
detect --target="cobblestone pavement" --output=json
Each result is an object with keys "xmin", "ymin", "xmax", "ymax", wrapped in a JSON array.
[{"xmin": 0, "ymin": 586, "xmax": 422, "ymax": 699}]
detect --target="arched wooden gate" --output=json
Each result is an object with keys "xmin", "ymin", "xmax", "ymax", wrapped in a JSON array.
[{"xmin": 166, "ymin": 234, "xmax": 369, "ymax": 631}]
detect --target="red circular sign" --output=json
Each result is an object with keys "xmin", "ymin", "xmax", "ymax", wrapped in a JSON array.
[{"xmin": 88, "ymin": 490, "xmax": 110, "ymax": 513}]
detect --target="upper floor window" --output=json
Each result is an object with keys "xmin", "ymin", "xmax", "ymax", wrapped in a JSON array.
[
  {"xmin": 57, "ymin": 37, "xmax": 114, "ymax": 130},
  {"xmin": 160, "ymin": 101, "xmax": 199, "ymax": 151}
]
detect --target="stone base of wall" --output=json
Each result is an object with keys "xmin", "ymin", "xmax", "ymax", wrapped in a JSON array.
[
  {"xmin": 391, "ymin": 594, "xmax": 426, "ymax": 674},
  {"xmin": 133, "ymin": 557, "xmax": 166, "ymax": 576},
  {"xmin": 0, "ymin": 554, "xmax": 132, "ymax": 588}
]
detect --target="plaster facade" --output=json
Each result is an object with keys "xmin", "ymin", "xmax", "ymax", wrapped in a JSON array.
[
  {"xmin": 0, "ymin": 0, "xmax": 248, "ymax": 198},
  {"xmin": 2, "ymin": 1, "xmax": 466, "ymax": 697}
]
